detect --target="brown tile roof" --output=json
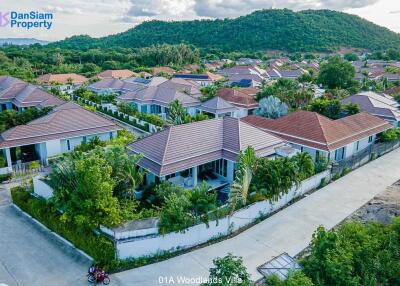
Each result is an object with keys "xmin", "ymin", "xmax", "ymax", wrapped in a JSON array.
[
  {"xmin": 151, "ymin": 67, "xmax": 176, "ymax": 75},
  {"xmin": 0, "ymin": 102, "xmax": 120, "ymax": 148},
  {"xmin": 243, "ymin": 111, "xmax": 392, "ymax": 152},
  {"xmin": 206, "ymin": 72, "xmax": 224, "ymax": 81},
  {"xmin": 0, "ymin": 76, "xmax": 64, "ymax": 108},
  {"xmin": 96, "ymin": 70, "xmax": 137, "ymax": 79},
  {"xmin": 216, "ymin": 88, "xmax": 259, "ymax": 108},
  {"xmin": 385, "ymin": 86, "xmax": 400, "ymax": 96},
  {"xmin": 200, "ymin": 96, "xmax": 237, "ymax": 114},
  {"xmin": 37, "ymin": 73, "xmax": 87, "ymax": 84},
  {"xmin": 127, "ymin": 117, "xmax": 285, "ymax": 176}
]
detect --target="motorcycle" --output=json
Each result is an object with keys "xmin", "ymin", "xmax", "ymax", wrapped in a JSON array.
[{"xmin": 87, "ymin": 270, "xmax": 110, "ymax": 285}]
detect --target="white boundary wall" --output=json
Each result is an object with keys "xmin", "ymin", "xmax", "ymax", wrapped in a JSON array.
[{"xmin": 116, "ymin": 170, "xmax": 331, "ymax": 259}]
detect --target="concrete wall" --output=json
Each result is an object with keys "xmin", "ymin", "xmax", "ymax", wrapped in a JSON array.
[
  {"xmin": 32, "ymin": 176, "xmax": 54, "ymax": 199},
  {"xmin": 115, "ymin": 170, "xmax": 331, "ymax": 259}
]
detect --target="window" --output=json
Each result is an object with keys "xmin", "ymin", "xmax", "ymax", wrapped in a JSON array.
[
  {"xmin": 67, "ymin": 140, "xmax": 71, "ymax": 151},
  {"xmin": 315, "ymin": 150, "xmax": 319, "ymax": 158},
  {"xmin": 356, "ymin": 141, "xmax": 360, "ymax": 151},
  {"xmin": 83, "ymin": 136, "xmax": 87, "ymax": 143},
  {"xmin": 368, "ymin": 136, "xmax": 373, "ymax": 143},
  {"xmin": 109, "ymin": 132, "xmax": 113, "ymax": 139}
]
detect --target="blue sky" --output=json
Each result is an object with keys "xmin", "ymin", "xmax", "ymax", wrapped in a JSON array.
[{"xmin": 0, "ymin": 0, "xmax": 399, "ymax": 41}]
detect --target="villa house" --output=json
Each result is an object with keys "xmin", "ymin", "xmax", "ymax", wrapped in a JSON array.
[
  {"xmin": 0, "ymin": 102, "xmax": 120, "ymax": 174},
  {"xmin": 265, "ymin": 68, "xmax": 306, "ymax": 80},
  {"xmin": 117, "ymin": 78, "xmax": 202, "ymax": 117},
  {"xmin": 218, "ymin": 65, "xmax": 266, "ymax": 87},
  {"xmin": 214, "ymin": 88, "xmax": 259, "ymax": 117},
  {"xmin": 173, "ymin": 72, "xmax": 224, "ymax": 86},
  {"xmin": 96, "ymin": 69, "xmax": 138, "ymax": 79},
  {"xmin": 198, "ymin": 97, "xmax": 239, "ymax": 118},
  {"xmin": 87, "ymin": 77, "xmax": 168, "ymax": 95},
  {"xmin": 87, "ymin": 78, "xmax": 145, "ymax": 95},
  {"xmin": 236, "ymin": 58, "xmax": 263, "ymax": 66},
  {"xmin": 127, "ymin": 117, "xmax": 286, "ymax": 189},
  {"xmin": 342, "ymin": 92, "xmax": 400, "ymax": 127},
  {"xmin": 243, "ymin": 111, "xmax": 392, "ymax": 161},
  {"xmin": 0, "ymin": 76, "xmax": 64, "ymax": 112},
  {"xmin": 37, "ymin": 73, "xmax": 87, "ymax": 94}
]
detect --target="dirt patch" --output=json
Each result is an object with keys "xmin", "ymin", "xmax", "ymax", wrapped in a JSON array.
[{"xmin": 347, "ymin": 180, "xmax": 400, "ymax": 224}]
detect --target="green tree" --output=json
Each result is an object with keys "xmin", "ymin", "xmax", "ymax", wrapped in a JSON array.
[
  {"xmin": 158, "ymin": 192, "xmax": 195, "ymax": 234},
  {"xmin": 58, "ymin": 151, "xmax": 122, "ymax": 228},
  {"xmin": 203, "ymin": 254, "xmax": 251, "ymax": 286},
  {"xmin": 317, "ymin": 56, "xmax": 356, "ymax": 89},
  {"xmin": 302, "ymin": 218, "xmax": 400, "ymax": 286}
]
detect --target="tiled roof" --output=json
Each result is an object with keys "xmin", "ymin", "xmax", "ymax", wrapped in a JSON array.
[
  {"xmin": 0, "ymin": 76, "xmax": 64, "ymax": 108},
  {"xmin": 200, "ymin": 96, "xmax": 237, "ymax": 114},
  {"xmin": 118, "ymin": 78, "xmax": 202, "ymax": 106},
  {"xmin": 243, "ymin": 111, "xmax": 392, "ymax": 152},
  {"xmin": 173, "ymin": 72, "xmax": 223, "ymax": 82},
  {"xmin": 152, "ymin": 67, "xmax": 176, "ymax": 75},
  {"xmin": 128, "ymin": 117, "xmax": 284, "ymax": 176},
  {"xmin": 216, "ymin": 88, "xmax": 259, "ymax": 108},
  {"xmin": 0, "ymin": 102, "xmax": 120, "ymax": 148},
  {"xmin": 96, "ymin": 69, "xmax": 137, "ymax": 79},
  {"xmin": 385, "ymin": 86, "xmax": 400, "ymax": 96},
  {"xmin": 342, "ymin": 92, "xmax": 400, "ymax": 122},
  {"xmin": 119, "ymin": 86, "xmax": 200, "ymax": 107},
  {"xmin": 37, "ymin": 73, "xmax": 87, "ymax": 84},
  {"xmin": 87, "ymin": 78, "xmax": 144, "ymax": 93}
]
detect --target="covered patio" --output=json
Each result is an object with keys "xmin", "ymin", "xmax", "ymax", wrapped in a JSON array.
[{"xmin": 164, "ymin": 159, "xmax": 234, "ymax": 190}]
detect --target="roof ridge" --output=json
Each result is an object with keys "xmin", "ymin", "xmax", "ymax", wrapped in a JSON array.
[
  {"xmin": 160, "ymin": 127, "xmax": 173, "ymax": 167},
  {"xmin": 313, "ymin": 112, "xmax": 333, "ymax": 144}
]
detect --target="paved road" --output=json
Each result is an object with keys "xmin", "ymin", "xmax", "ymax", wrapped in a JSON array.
[
  {"xmin": 0, "ymin": 185, "xmax": 90, "ymax": 286},
  {"xmin": 0, "ymin": 148, "xmax": 399, "ymax": 286},
  {"xmin": 113, "ymin": 148, "xmax": 400, "ymax": 285}
]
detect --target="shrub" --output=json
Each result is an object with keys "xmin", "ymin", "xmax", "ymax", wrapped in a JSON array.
[
  {"xmin": 11, "ymin": 186, "xmax": 115, "ymax": 264},
  {"xmin": 0, "ymin": 173, "xmax": 12, "ymax": 183},
  {"xmin": 202, "ymin": 254, "xmax": 251, "ymax": 286},
  {"xmin": 380, "ymin": 128, "xmax": 400, "ymax": 142}
]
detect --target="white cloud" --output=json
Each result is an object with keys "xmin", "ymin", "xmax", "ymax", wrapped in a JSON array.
[
  {"xmin": 0, "ymin": 0, "xmax": 397, "ymax": 41},
  {"xmin": 193, "ymin": 0, "xmax": 380, "ymax": 18}
]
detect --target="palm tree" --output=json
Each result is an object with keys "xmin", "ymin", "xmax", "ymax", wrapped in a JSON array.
[
  {"xmin": 168, "ymin": 99, "xmax": 187, "ymax": 125},
  {"xmin": 229, "ymin": 146, "xmax": 257, "ymax": 212},
  {"xmin": 124, "ymin": 154, "xmax": 145, "ymax": 199},
  {"xmin": 292, "ymin": 152, "xmax": 315, "ymax": 181}
]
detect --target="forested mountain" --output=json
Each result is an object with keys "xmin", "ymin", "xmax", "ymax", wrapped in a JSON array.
[
  {"xmin": 0, "ymin": 38, "xmax": 49, "ymax": 46},
  {"xmin": 53, "ymin": 9, "xmax": 400, "ymax": 52}
]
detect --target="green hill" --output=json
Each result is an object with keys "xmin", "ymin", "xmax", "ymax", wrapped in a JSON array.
[{"xmin": 53, "ymin": 9, "xmax": 400, "ymax": 52}]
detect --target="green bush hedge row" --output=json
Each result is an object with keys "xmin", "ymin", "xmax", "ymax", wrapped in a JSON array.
[{"xmin": 11, "ymin": 187, "xmax": 115, "ymax": 264}]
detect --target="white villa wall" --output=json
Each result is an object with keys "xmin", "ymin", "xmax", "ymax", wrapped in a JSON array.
[
  {"xmin": 33, "ymin": 176, "xmax": 54, "ymax": 199},
  {"xmin": 46, "ymin": 139, "xmax": 62, "ymax": 157},
  {"xmin": 59, "ymin": 131, "xmax": 114, "ymax": 153},
  {"xmin": 187, "ymin": 107, "xmax": 197, "ymax": 116},
  {"xmin": 115, "ymin": 170, "xmax": 331, "ymax": 259}
]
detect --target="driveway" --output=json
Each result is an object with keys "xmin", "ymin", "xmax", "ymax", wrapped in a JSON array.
[
  {"xmin": 113, "ymin": 148, "xmax": 400, "ymax": 285},
  {"xmin": 0, "ymin": 184, "xmax": 90, "ymax": 286}
]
